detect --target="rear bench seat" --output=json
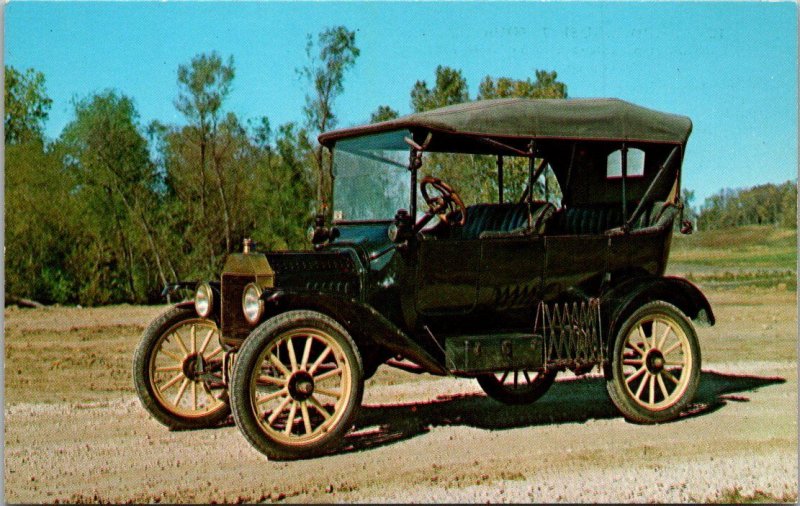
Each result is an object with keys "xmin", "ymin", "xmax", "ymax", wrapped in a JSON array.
[
  {"xmin": 551, "ymin": 201, "xmax": 678, "ymax": 235},
  {"xmin": 433, "ymin": 201, "xmax": 678, "ymax": 239}
]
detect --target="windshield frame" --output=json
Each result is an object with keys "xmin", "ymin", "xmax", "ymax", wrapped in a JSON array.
[{"xmin": 330, "ymin": 129, "xmax": 413, "ymax": 224}]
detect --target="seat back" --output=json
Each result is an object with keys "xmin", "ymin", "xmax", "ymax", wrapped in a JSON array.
[
  {"xmin": 553, "ymin": 200, "xmax": 679, "ymax": 235},
  {"xmin": 558, "ymin": 206, "xmax": 624, "ymax": 235},
  {"xmin": 458, "ymin": 203, "xmax": 529, "ymax": 240}
]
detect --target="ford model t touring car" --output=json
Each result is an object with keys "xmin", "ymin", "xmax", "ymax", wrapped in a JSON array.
[{"xmin": 133, "ymin": 98, "xmax": 714, "ymax": 460}]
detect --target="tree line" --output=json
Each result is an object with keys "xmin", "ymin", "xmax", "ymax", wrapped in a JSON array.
[
  {"xmin": 689, "ymin": 181, "xmax": 797, "ymax": 231},
  {"xmin": 5, "ymin": 26, "xmax": 569, "ymax": 306}
]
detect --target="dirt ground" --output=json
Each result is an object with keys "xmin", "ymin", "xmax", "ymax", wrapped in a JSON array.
[{"xmin": 3, "ymin": 287, "xmax": 798, "ymax": 503}]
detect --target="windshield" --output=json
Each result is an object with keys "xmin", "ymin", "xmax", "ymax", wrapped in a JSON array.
[{"xmin": 332, "ymin": 130, "xmax": 410, "ymax": 222}]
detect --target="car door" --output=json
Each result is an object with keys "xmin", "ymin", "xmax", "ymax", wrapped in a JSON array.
[
  {"xmin": 415, "ymin": 237, "xmax": 480, "ymax": 315},
  {"xmin": 478, "ymin": 235, "xmax": 545, "ymax": 318}
]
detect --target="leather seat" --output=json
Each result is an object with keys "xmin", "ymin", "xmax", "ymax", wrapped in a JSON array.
[
  {"xmin": 556, "ymin": 201, "xmax": 673, "ymax": 235},
  {"xmin": 459, "ymin": 204, "xmax": 526, "ymax": 239},
  {"xmin": 454, "ymin": 202, "xmax": 553, "ymax": 239},
  {"xmin": 559, "ymin": 206, "xmax": 624, "ymax": 235}
]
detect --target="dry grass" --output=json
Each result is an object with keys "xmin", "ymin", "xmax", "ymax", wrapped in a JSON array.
[
  {"xmin": 670, "ymin": 225, "xmax": 796, "ymax": 272},
  {"xmin": 4, "ymin": 305, "xmax": 166, "ymax": 404},
  {"xmin": 677, "ymin": 225, "xmax": 795, "ymax": 250},
  {"xmin": 669, "ymin": 225, "xmax": 796, "ymax": 290}
]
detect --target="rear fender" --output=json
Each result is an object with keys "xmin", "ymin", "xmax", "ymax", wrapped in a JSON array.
[
  {"xmin": 260, "ymin": 288, "xmax": 447, "ymax": 376},
  {"xmin": 600, "ymin": 276, "xmax": 714, "ymax": 374}
]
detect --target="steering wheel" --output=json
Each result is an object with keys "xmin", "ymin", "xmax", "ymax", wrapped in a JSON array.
[{"xmin": 419, "ymin": 176, "xmax": 467, "ymax": 226}]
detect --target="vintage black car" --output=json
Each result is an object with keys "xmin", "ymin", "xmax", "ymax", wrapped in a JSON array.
[{"xmin": 133, "ymin": 98, "xmax": 714, "ymax": 460}]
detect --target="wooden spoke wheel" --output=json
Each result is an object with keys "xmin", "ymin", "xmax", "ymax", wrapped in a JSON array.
[
  {"xmin": 477, "ymin": 368, "xmax": 557, "ymax": 405},
  {"xmin": 133, "ymin": 306, "xmax": 230, "ymax": 429},
  {"xmin": 607, "ymin": 301, "xmax": 701, "ymax": 423},
  {"xmin": 230, "ymin": 310, "xmax": 363, "ymax": 460}
]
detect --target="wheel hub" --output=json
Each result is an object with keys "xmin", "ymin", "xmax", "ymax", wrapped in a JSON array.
[
  {"xmin": 181, "ymin": 353, "xmax": 206, "ymax": 381},
  {"xmin": 288, "ymin": 371, "xmax": 315, "ymax": 401},
  {"xmin": 645, "ymin": 349, "xmax": 665, "ymax": 374}
]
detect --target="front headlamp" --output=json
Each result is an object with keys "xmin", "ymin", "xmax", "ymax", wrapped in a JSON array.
[
  {"xmin": 242, "ymin": 283, "xmax": 264, "ymax": 325},
  {"xmin": 194, "ymin": 282, "xmax": 213, "ymax": 318}
]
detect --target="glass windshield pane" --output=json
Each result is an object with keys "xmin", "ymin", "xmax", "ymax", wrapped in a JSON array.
[{"xmin": 332, "ymin": 131, "xmax": 410, "ymax": 221}]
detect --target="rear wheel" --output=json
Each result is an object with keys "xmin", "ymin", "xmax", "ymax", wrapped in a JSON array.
[
  {"xmin": 477, "ymin": 368, "xmax": 557, "ymax": 405},
  {"xmin": 133, "ymin": 306, "xmax": 230, "ymax": 429},
  {"xmin": 230, "ymin": 310, "xmax": 364, "ymax": 460},
  {"xmin": 607, "ymin": 301, "xmax": 701, "ymax": 423}
]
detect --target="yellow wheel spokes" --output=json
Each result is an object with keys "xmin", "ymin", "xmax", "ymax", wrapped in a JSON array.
[
  {"xmin": 149, "ymin": 319, "xmax": 226, "ymax": 418},
  {"xmin": 621, "ymin": 315, "xmax": 691, "ymax": 411},
  {"xmin": 250, "ymin": 328, "xmax": 350, "ymax": 445}
]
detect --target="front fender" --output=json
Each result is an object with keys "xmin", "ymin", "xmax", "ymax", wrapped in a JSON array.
[
  {"xmin": 259, "ymin": 288, "xmax": 447, "ymax": 375},
  {"xmin": 175, "ymin": 300, "xmax": 196, "ymax": 311}
]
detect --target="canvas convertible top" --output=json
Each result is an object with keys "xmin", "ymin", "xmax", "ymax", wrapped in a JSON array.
[{"xmin": 319, "ymin": 98, "xmax": 692, "ymax": 149}]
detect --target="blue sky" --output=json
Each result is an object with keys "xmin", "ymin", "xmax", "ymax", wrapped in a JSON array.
[{"xmin": 5, "ymin": 1, "xmax": 797, "ymax": 205}]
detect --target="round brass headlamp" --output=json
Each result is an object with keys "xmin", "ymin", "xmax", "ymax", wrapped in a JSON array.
[
  {"xmin": 194, "ymin": 282, "xmax": 213, "ymax": 318},
  {"xmin": 242, "ymin": 283, "xmax": 264, "ymax": 325}
]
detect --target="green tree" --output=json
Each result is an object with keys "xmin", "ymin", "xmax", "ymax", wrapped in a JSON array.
[
  {"xmin": 153, "ymin": 109, "xmax": 314, "ymax": 280},
  {"xmin": 5, "ymin": 141, "xmax": 79, "ymax": 303},
  {"xmin": 4, "ymin": 65, "xmax": 53, "ymax": 144},
  {"xmin": 248, "ymin": 122, "xmax": 315, "ymax": 250},
  {"xmin": 411, "ymin": 66, "xmax": 469, "ymax": 112},
  {"xmin": 175, "ymin": 52, "xmax": 237, "ymax": 253},
  {"xmin": 370, "ymin": 105, "xmax": 399, "ymax": 123},
  {"xmin": 247, "ymin": 115, "xmax": 275, "ymax": 172},
  {"xmin": 154, "ymin": 115, "xmax": 250, "ymax": 276},
  {"xmin": 299, "ymin": 26, "xmax": 360, "ymax": 214},
  {"xmin": 369, "ymin": 105, "xmax": 400, "ymax": 123},
  {"xmin": 249, "ymin": 116, "xmax": 272, "ymax": 149},
  {"xmin": 680, "ymin": 188, "xmax": 698, "ymax": 229},
  {"xmin": 478, "ymin": 70, "xmax": 568, "ymax": 100},
  {"xmin": 698, "ymin": 181, "xmax": 797, "ymax": 230},
  {"xmin": 778, "ymin": 181, "xmax": 797, "ymax": 228},
  {"xmin": 60, "ymin": 90, "xmax": 173, "ymax": 303}
]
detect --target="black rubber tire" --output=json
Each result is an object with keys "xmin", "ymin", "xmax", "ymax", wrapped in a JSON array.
[
  {"xmin": 230, "ymin": 310, "xmax": 364, "ymax": 460},
  {"xmin": 477, "ymin": 369, "xmax": 557, "ymax": 405},
  {"xmin": 606, "ymin": 301, "xmax": 701, "ymax": 424},
  {"xmin": 132, "ymin": 306, "xmax": 231, "ymax": 430}
]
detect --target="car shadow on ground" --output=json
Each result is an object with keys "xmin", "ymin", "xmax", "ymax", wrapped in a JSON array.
[{"xmin": 329, "ymin": 370, "xmax": 785, "ymax": 456}]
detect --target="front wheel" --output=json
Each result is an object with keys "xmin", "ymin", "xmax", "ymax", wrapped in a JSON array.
[
  {"xmin": 230, "ymin": 310, "xmax": 364, "ymax": 460},
  {"xmin": 477, "ymin": 368, "xmax": 557, "ymax": 405},
  {"xmin": 606, "ymin": 301, "xmax": 701, "ymax": 423},
  {"xmin": 133, "ymin": 306, "xmax": 230, "ymax": 430}
]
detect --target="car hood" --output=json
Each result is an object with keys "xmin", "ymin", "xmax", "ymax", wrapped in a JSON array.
[{"xmin": 265, "ymin": 250, "xmax": 361, "ymax": 297}]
